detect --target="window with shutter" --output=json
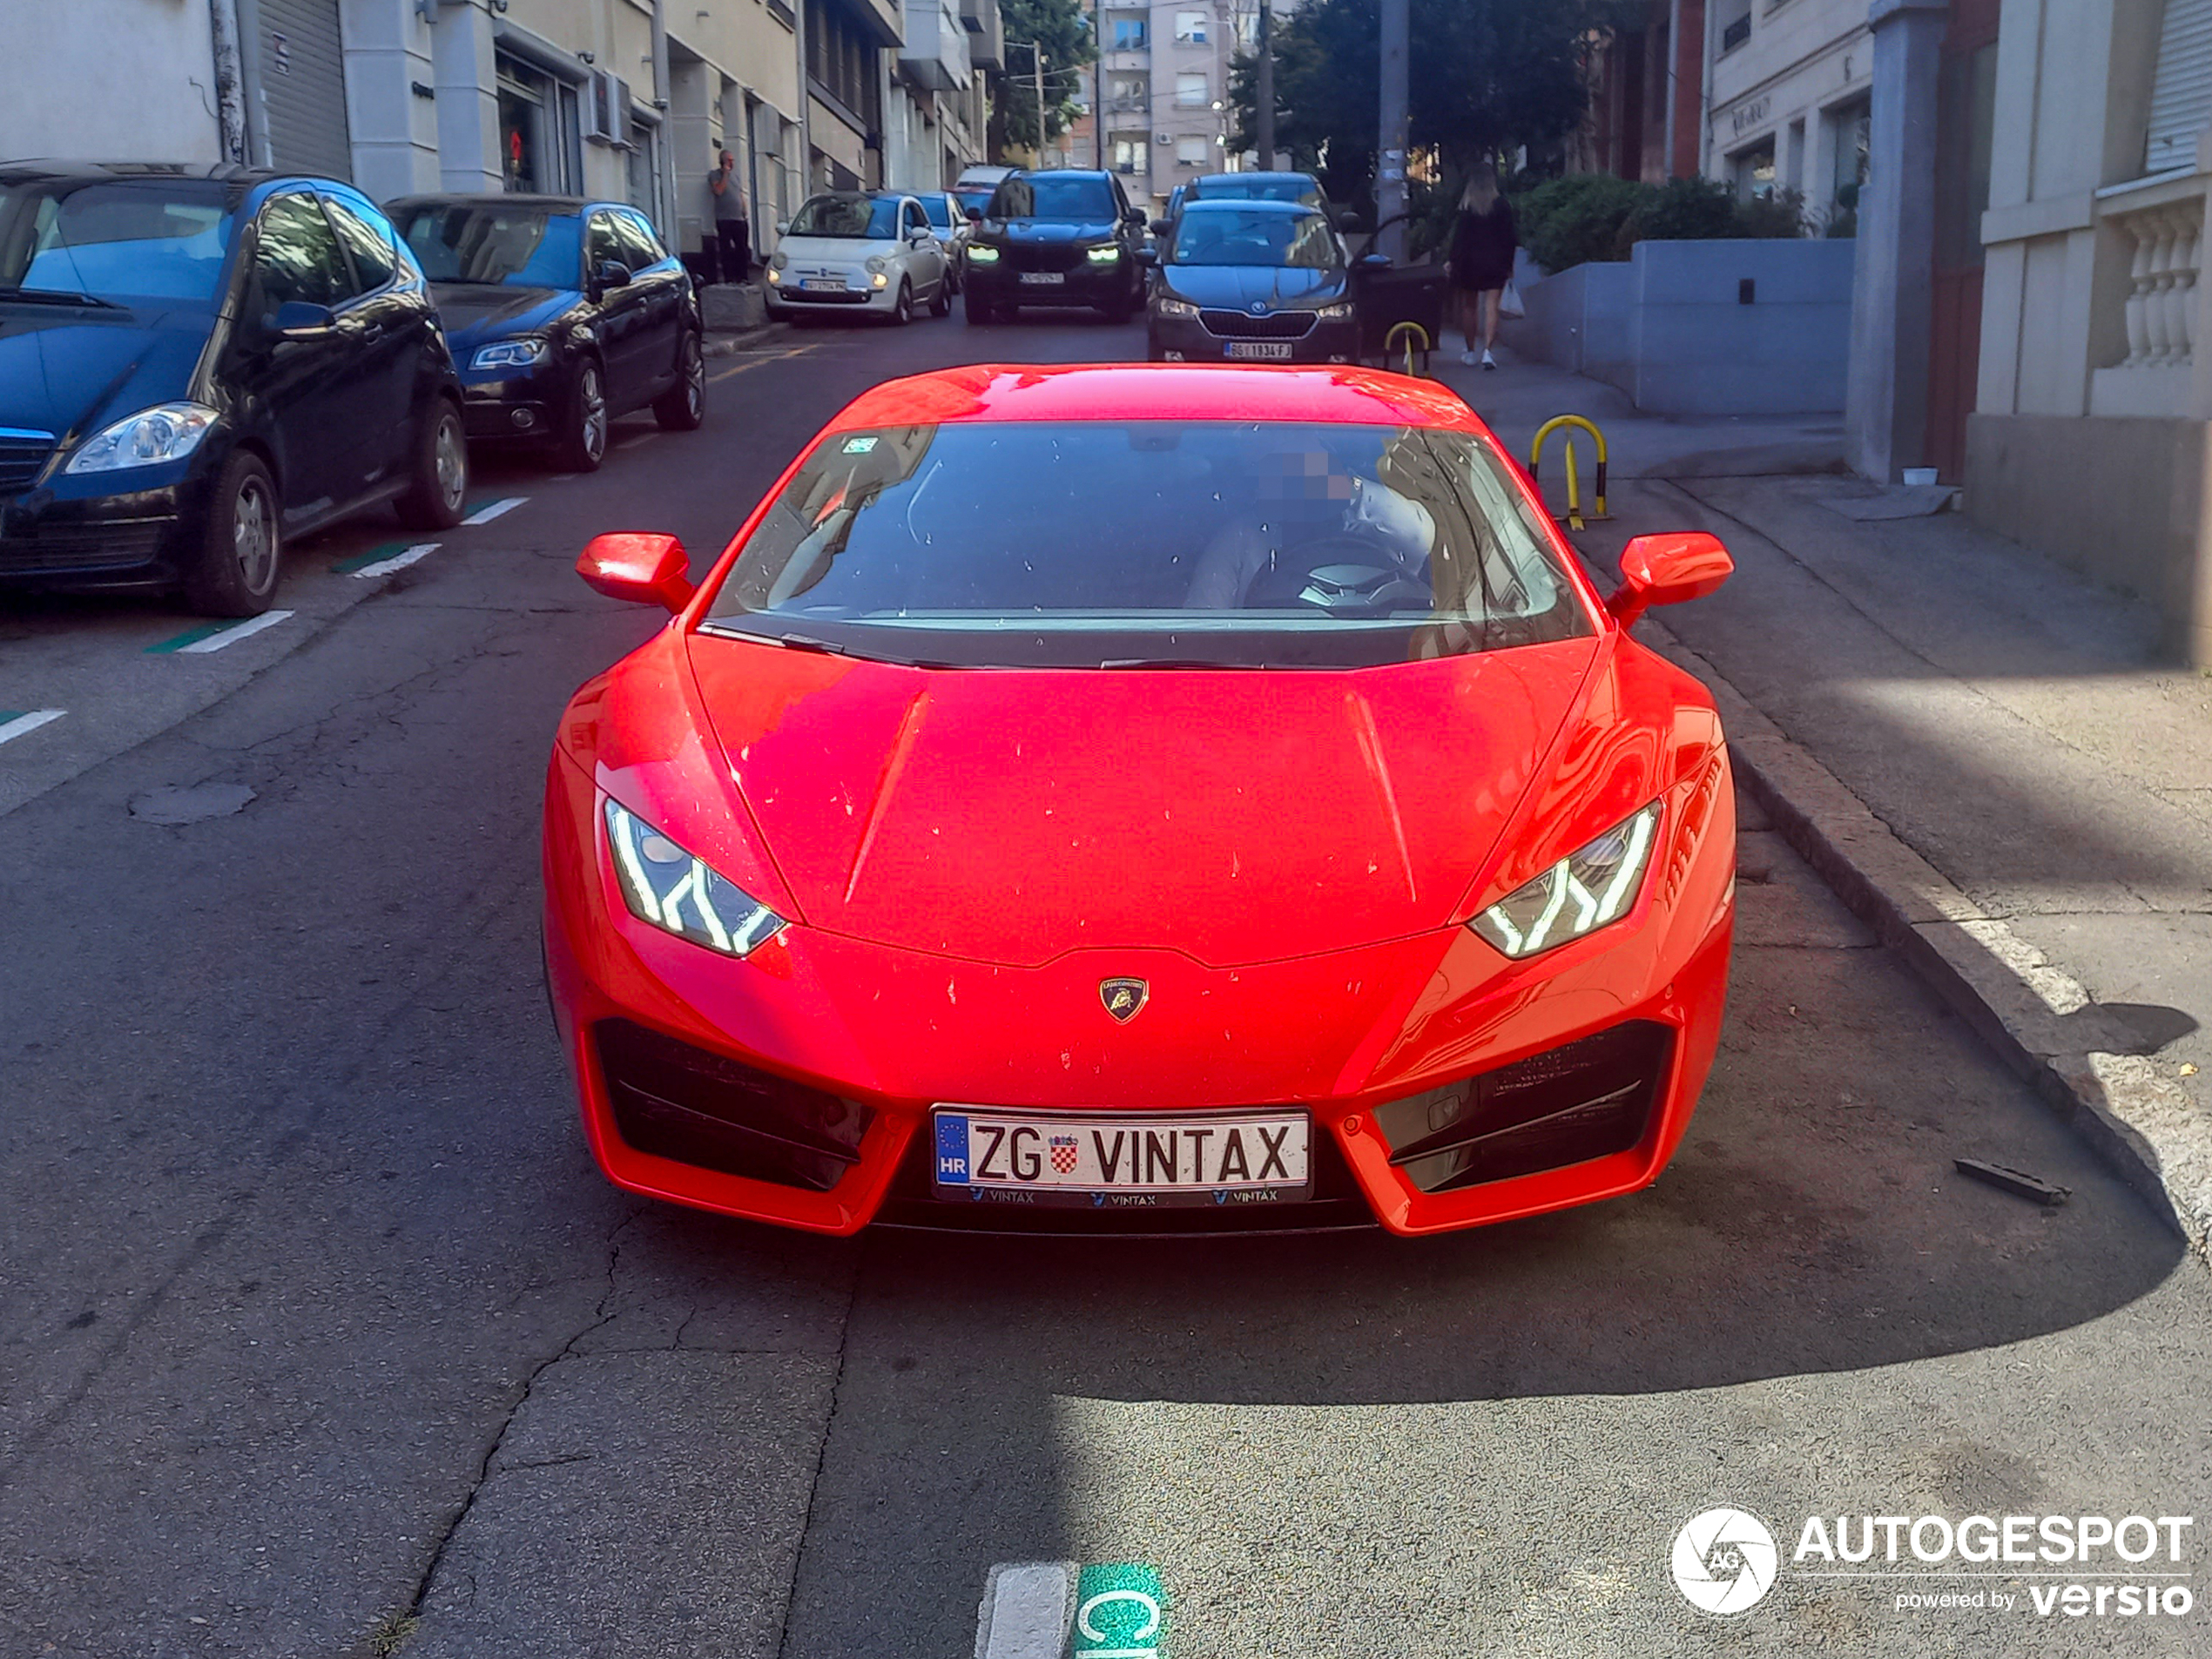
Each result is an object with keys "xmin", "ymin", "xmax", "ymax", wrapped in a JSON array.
[{"xmin": 2148, "ymin": 0, "xmax": 2212, "ymax": 174}]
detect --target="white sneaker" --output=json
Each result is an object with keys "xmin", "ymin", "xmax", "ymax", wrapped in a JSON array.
[
  {"xmin": 1460, "ymin": 349, "xmax": 1480, "ymax": 367},
  {"xmin": 1481, "ymin": 349, "xmax": 1497, "ymax": 370}
]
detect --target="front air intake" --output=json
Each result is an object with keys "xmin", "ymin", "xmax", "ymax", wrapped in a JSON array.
[
  {"xmin": 1369, "ymin": 1022, "xmax": 1673, "ymax": 1193},
  {"xmin": 595, "ymin": 1019, "xmax": 871, "ymax": 1191}
]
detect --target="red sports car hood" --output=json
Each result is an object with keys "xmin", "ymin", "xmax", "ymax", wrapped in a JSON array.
[{"xmin": 686, "ymin": 637, "xmax": 1598, "ymax": 968}]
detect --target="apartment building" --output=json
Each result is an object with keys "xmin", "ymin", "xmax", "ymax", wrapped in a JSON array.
[
  {"xmin": 1089, "ymin": 0, "xmax": 1231, "ymax": 209},
  {"xmin": 1705, "ymin": 0, "xmax": 1873, "ymax": 228},
  {"xmin": 887, "ymin": 0, "xmax": 1001, "ymax": 191}
]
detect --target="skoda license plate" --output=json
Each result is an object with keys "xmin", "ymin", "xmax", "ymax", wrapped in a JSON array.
[
  {"xmin": 1228, "ymin": 341, "xmax": 1294, "ymax": 361},
  {"xmin": 933, "ymin": 1109, "xmax": 1311, "ymax": 1208}
]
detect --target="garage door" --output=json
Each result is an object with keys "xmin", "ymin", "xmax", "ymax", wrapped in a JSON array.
[{"xmin": 256, "ymin": 0, "xmax": 353, "ymax": 180}]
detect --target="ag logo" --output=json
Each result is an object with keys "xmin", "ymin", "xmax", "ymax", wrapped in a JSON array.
[
  {"xmin": 1099, "ymin": 978, "xmax": 1149, "ymax": 1022},
  {"xmin": 1671, "ymin": 1507, "xmax": 1778, "ymax": 1615}
]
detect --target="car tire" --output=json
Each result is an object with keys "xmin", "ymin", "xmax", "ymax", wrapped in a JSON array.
[
  {"xmin": 554, "ymin": 358, "xmax": 608, "ymax": 473},
  {"xmin": 964, "ymin": 290, "xmax": 995, "ymax": 325},
  {"xmin": 395, "ymin": 397, "xmax": 469, "ymax": 530},
  {"xmin": 890, "ymin": 279, "xmax": 914, "ymax": 326},
  {"xmin": 928, "ymin": 274, "xmax": 952, "ymax": 317},
  {"xmin": 652, "ymin": 333, "xmax": 706, "ymax": 431},
  {"xmin": 182, "ymin": 449, "xmax": 282, "ymax": 617}
]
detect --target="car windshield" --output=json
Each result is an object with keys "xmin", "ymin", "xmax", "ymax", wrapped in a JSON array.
[
  {"xmin": 0, "ymin": 179, "xmax": 233, "ymax": 306},
  {"xmin": 703, "ymin": 421, "xmax": 1589, "ymax": 669},
  {"xmin": 1172, "ymin": 207, "xmax": 1340, "ymax": 269},
  {"xmin": 917, "ymin": 196, "xmax": 956, "ymax": 228},
  {"xmin": 789, "ymin": 196, "xmax": 900, "ymax": 239},
  {"xmin": 395, "ymin": 203, "xmax": 582, "ymax": 287},
  {"xmin": 989, "ymin": 177, "xmax": 1115, "ymax": 221},
  {"xmin": 954, "ymin": 188, "xmax": 995, "ymax": 217},
  {"xmin": 1197, "ymin": 177, "xmax": 1324, "ymax": 209}
]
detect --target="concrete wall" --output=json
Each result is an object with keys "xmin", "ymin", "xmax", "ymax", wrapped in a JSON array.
[
  {"xmin": 1513, "ymin": 238, "xmax": 1854, "ymax": 415},
  {"xmin": 3, "ymin": 0, "xmax": 223, "ymax": 163}
]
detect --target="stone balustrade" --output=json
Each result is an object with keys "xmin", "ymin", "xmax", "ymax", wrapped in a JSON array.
[{"xmin": 2111, "ymin": 197, "xmax": 2202, "ymax": 370}]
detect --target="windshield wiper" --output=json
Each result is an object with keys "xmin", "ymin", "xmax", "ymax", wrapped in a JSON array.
[
  {"xmin": 1097, "ymin": 658, "xmax": 1270, "ymax": 670},
  {"xmin": 0, "ymin": 287, "xmax": 125, "ymax": 309}
]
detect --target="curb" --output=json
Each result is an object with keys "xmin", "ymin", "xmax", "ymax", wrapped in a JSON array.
[
  {"xmin": 704, "ymin": 323, "xmax": 790, "ymax": 358},
  {"xmin": 1641, "ymin": 617, "xmax": 2212, "ymax": 1257}
]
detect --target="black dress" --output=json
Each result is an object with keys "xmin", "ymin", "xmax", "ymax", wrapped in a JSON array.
[{"xmin": 1447, "ymin": 199, "xmax": 1517, "ymax": 293}]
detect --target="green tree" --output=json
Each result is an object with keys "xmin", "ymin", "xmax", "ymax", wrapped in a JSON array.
[
  {"xmin": 1231, "ymin": 0, "xmax": 1634, "ymax": 199},
  {"xmin": 989, "ymin": 0, "xmax": 1100, "ymax": 160}
]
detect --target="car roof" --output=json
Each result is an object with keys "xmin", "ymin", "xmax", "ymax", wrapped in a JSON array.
[
  {"xmin": 1177, "ymin": 198, "xmax": 1318, "ymax": 216},
  {"xmin": 826, "ymin": 365, "xmax": 1483, "ymax": 433},
  {"xmin": 1193, "ymin": 172, "xmax": 1320, "ymax": 188},
  {"xmin": 1007, "ymin": 169, "xmax": 1111, "ymax": 182},
  {"xmin": 388, "ymin": 192, "xmax": 590, "ymax": 212},
  {"xmin": 0, "ymin": 159, "xmax": 283, "ymax": 186}
]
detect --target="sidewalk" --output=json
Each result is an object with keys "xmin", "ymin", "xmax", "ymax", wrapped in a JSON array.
[{"xmin": 1435, "ymin": 343, "xmax": 2212, "ymax": 1251}]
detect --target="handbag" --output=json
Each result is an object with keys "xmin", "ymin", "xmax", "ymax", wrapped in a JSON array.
[{"xmin": 1498, "ymin": 280, "xmax": 1526, "ymax": 320}]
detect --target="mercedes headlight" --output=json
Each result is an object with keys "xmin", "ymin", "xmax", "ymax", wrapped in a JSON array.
[
  {"xmin": 1316, "ymin": 301, "xmax": 1354, "ymax": 320},
  {"xmin": 64, "ymin": 401, "xmax": 218, "ymax": 473},
  {"xmin": 1156, "ymin": 297, "xmax": 1199, "ymax": 319},
  {"xmin": 470, "ymin": 338, "xmax": 548, "ymax": 371},
  {"xmin": 604, "ymin": 799, "xmax": 786, "ymax": 959},
  {"xmin": 967, "ymin": 244, "xmax": 1000, "ymax": 264},
  {"xmin": 1470, "ymin": 802, "xmax": 1662, "ymax": 960},
  {"xmin": 864, "ymin": 254, "xmax": 889, "ymax": 275},
  {"xmin": 1087, "ymin": 246, "xmax": 1121, "ymax": 262}
]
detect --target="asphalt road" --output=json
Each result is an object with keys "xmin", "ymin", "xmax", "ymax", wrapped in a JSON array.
[{"xmin": 2, "ymin": 314, "xmax": 2208, "ymax": 1659}]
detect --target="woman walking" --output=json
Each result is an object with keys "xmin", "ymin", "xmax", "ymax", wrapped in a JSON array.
[{"xmin": 1447, "ymin": 165, "xmax": 1516, "ymax": 369}]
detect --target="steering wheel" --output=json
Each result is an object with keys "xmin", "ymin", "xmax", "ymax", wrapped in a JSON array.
[{"xmin": 1241, "ymin": 533, "xmax": 1432, "ymax": 613}]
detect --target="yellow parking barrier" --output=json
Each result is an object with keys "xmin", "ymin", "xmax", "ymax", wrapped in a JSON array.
[
  {"xmin": 1529, "ymin": 415, "xmax": 1610, "ymax": 531},
  {"xmin": 1384, "ymin": 320, "xmax": 1431, "ymax": 378}
]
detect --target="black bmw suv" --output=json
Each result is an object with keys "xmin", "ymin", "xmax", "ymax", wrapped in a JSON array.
[{"xmin": 961, "ymin": 170, "xmax": 1148, "ymax": 324}]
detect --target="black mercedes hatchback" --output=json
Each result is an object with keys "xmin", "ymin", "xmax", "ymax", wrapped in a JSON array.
[{"xmin": 0, "ymin": 162, "xmax": 468, "ymax": 615}]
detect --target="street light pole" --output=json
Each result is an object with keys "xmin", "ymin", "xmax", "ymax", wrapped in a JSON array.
[
  {"xmin": 1035, "ymin": 45, "xmax": 1047, "ymax": 163},
  {"xmin": 1377, "ymin": 0, "xmax": 1408, "ymax": 260},
  {"xmin": 1256, "ymin": 1, "xmax": 1274, "ymax": 170},
  {"xmin": 1095, "ymin": 0, "xmax": 1106, "ymax": 169}
]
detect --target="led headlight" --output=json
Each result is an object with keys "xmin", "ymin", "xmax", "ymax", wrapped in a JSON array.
[
  {"xmin": 604, "ymin": 799, "xmax": 786, "ymax": 959},
  {"xmin": 471, "ymin": 338, "xmax": 548, "ymax": 370},
  {"xmin": 64, "ymin": 401, "xmax": 217, "ymax": 474},
  {"xmin": 1156, "ymin": 297, "xmax": 1199, "ymax": 319},
  {"xmin": 967, "ymin": 244, "xmax": 1000, "ymax": 264},
  {"xmin": 1470, "ymin": 801, "xmax": 1662, "ymax": 960},
  {"xmin": 1315, "ymin": 301, "xmax": 1354, "ymax": 320},
  {"xmin": 864, "ymin": 254, "xmax": 889, "ymax": 275},
  {"xmin": 1087, "ymin": 246, "xmax": 1121, "ymax": 262}
]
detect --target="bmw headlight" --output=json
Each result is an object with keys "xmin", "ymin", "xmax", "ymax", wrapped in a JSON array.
[
  {"xmin": 967, "ymin": 244, "xmax": 1000, "ymax": 264},
  {"xmin": 1156, "ymin": 297, "xmax": 1199, "ymax": 319},
  {"xmin": 604, "ymin": 799, "xmax": 786, "ymax": 959},
  {"xmin": 864, "ymin": 254, "xmax": 889, "ymax": 275},
  {"xmin": 1316, "ymin": 301, "xmax": 1354, "ymax": 320},
  {"xmin": 64, "ymin": 401, "xmax": 217, "ymax": 474},
  {"xmin": 470, "ymin": 338, "xmax": 548, "ymax": 371},
  {"xmin": 1087, "ymin": 246, "xmax": 1121, "ymax": 263},
  {"xmin": 1470, "ymin": 802, "xmax": 1662, "ymax": 960}
]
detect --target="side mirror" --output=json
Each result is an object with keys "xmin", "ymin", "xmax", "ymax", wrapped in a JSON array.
[
  {"xmin": 1358, "ymin": 253, "xmax": 1393, "ymax": 271},
  {"xmin": 1134, "ymin": 246, "xmax": 1158, "ymax": 267},
  {"xmin": 1123, "ymin": 207, "xmax": 1148, "ymax": 226},
  {"xmin": 1149, "ymin": 217, "xmax": 1173, "ymax": 237},
  {"xmin": 1607, "ymin": 532, "xmax": 1732, "ymax": 627},
  {"xmin": 577, "ymin": 531, "xmax": 694, "ymax": 613},
  {"xmin": 271, "ymin": 300, "xmax": 334, "ymax": 335},
  {"xmin": 593, "ymin": 260, "xmax": 631, "ymax": 292},
  {"xmin": 964, "ymin": 206, "xmax": 984, "ymax": 223},
  {"xmin": 775, "ymin": 219, "xmax": 791, "ymax": 236}
]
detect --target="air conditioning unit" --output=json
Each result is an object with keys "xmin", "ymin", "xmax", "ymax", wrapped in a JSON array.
[
  {"xmin": 1154, "ymin": 132, "xmax": 1174, "ymax": 145},
  {"xmin": 583, "ymin": 70, "xmax": 633, "ymax": 145}
]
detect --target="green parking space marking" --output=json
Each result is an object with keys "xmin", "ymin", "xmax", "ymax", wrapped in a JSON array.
[
  {"xmin": 328, "ymin": 538, "xmax": 415, "ymax": 576},
  {"xmin": 145, "ymin": 621, "xmax": 235, "ymax": 653},
  {"xmin": 1072, "ymin": 1563, "xmax": 1165, "ymax": 1659},
  {"xmin": 459, "ymin": 496, "xmax": 526, "ymax": 526},
  {"xmin": 0, "ymin": 709, "xmax": 66, "ymax": 746},
  {"xmin": 145, "ymin": 612, "xmax": 294, "ymax": 655}
]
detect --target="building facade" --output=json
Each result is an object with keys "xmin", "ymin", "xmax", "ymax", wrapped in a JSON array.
[
  {"xmin": 886, "ymin": 0, "xmax": 997, "ymax": 191},
  {"xmin": 1573, "ymin": 0, "xmax": 1706, "ymax": 184},
  {"xmin": 1705, "ymin": 0, "xmax": 1873, "ymax": 228},
  {"xmin": 1088, "ymin": 0, "xmax": 1231, "ymax": 209}
]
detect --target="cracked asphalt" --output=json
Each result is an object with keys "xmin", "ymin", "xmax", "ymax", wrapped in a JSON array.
[{"xmin": 2, "ymin": 319, "xmax": 2209, "ymax": 1658}]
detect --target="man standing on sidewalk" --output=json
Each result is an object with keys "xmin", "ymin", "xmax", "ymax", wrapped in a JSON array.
[{"xmin": 709, "ymin": 148, "xmax": 750, "ymax": 285}]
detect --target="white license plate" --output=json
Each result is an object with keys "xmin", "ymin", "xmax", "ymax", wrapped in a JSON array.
[
  {"xmin": 800, "ymin": 277, "xmax": 846, "ymax": 293},
  {"xmin": 1018, "ymin": 271, "xmax": 1066, "ymax": 286},
  {"xmin": 932, "ymin": 1109, "xmax": 1311, "ymax": 1209},
  {"xmin": 1228, "ymin": 341, "xmax": 1295, "ymax": 361}
]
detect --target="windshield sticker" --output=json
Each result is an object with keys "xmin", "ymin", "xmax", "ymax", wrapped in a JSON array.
[{"xmin": 842, "ymin": 436, "xmax": 879, "ymax": 455}]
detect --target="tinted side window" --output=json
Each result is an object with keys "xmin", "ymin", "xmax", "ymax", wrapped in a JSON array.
[
  {"xmin": 614, "ymin": 211, "xmax": 665, "ymax": 268},
  {"xmin": 253, "ymin": 192, "xmax": 348, "ymax": 310},
  {"xmin": 584, "ymin": 212, "xmax": 625, "ymax": 272},
  {"xmin": 322, "ymin": 193, "xmax": 397, "ymax": 293}
]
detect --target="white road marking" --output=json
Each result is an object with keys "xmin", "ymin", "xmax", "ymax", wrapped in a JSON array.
[
  {"xmin": 974, "ymin": 1562, "xmax": 1076, "ymax": 1659},
  {"xmin": 175, "ymin": 611, "xmax": 294, "ymax": 654},
  {"xmin": 616, "ymin": 431, "xmax": 660, "ymax": 451},
  {"xmin": 0, "ymin": 709, "xmax": 65, "ymax": 746},
  {"xmin": 461, "ymin": 496, "xmax": 526, "ymax": 526},
  {"xmin": 348, "ymin": 542, "xmax": 442, "ymax": 579}
]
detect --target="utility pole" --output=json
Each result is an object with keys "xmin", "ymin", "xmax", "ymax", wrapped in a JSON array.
[
  {"xmin": 1255, "ymin": 1, "xmax": 1274, "ymax": 170},
  {"xmin": 1377, "ymin": 0, "xmax": 1408, "ymax": 260},
  {"xmin": 1095, "ymin": 0, "xmax": 1106, "ymax": 169},
  {"xmin": 1035, "ymin": 45, "xmax": 1048, "ymax": 164}
]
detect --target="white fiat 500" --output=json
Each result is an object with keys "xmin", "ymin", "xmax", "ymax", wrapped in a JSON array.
[{"xmin": 765, "ymin": 192, "xmax": 951, "ymax": 325}]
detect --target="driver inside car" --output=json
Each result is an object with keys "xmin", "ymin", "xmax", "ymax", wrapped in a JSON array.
[{"xmin": 1184, "ymin": 446, "xmax": 1438, "ymax": 609}]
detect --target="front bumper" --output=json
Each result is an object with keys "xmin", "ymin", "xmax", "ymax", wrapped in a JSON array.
[
  {"xmin": 459, "ymin": 366, "xmax": 563, "ymax": 442},
  {"xmin": 0, "ymin": 460, "xmax": 210, "ymax": 589},
  {"xmin": 967, "ymin": 258, "xmax": 1130, "ymax": 307},
  {"xmin": 764, "ymin": 274, "xmax": 900, "ymax": 315},
  {"xmin": 1148, "ymin": 310, "xmax": 1360, "ymax": 365},
  {"xmin": 543, "ymin": 748, "xmax": 1736, "ymax": 1238}
]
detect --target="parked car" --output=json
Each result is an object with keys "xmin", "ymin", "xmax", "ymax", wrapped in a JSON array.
[
  {"xmin": 388, "ymin": 194, "xmax": 704, "ymax": 475},
  {"xmin": 1158, "ymin": 172, "xmax": 1356, "ymax": 258},
  {"xmin": 961, "ymin": 170, "xmax": 1148, "ymax": 324},
  {"xmin": 764, "ymin": 192, "xmax": 952, "ymax": 325},
  {"xmin": 1144, "ymin": 199, "xmax": 1359, "ymax": 365},
  {"xmin": 0, "ymin": 161, "xmax": 467, "ymax": 615},
  {"xmin": 911, "ymin": 190, "xmax": 972, "ymax": 290}
]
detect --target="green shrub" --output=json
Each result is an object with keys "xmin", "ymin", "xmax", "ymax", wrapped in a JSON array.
[
  {"xmin": 1734, "ymin": 186, "xmax": 1811, "ymax": 239},
  {"xmin": 1615, "ymin": 175, "xmax": 1737, "ymax": 253},
  {"xmin": 1511, "ymin": 173, "xmax": 1652, "ymax": 273}
]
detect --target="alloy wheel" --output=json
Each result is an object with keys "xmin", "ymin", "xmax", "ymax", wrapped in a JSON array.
[
  {"xmin": 579, "ymin": 365, "xmax": 607, "ymax": 463},
  {"xmin": 681, "ymin": 341, "xmax": 703, "ymax": 421},
  {"xmin": 233, "ymin": 475, "xmax": 276, "ymax": 594},
  {"xmin": 434, "ymin": 410, "xmax": 467, "ymax": 510}
]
